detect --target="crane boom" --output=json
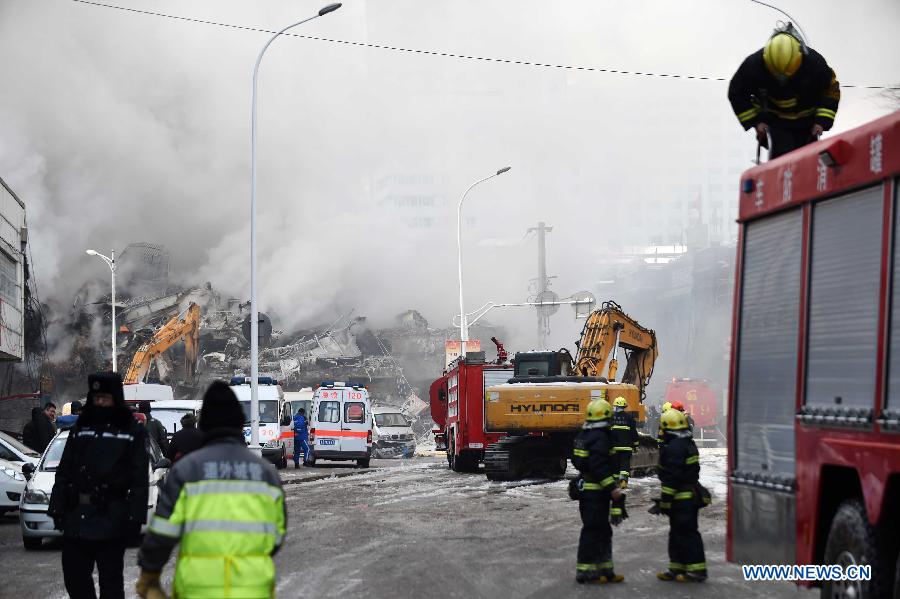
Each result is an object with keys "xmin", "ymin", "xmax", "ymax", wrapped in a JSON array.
[{"xmin": 124, "ymin": 303, "xmax": 201, "ymax": 385}]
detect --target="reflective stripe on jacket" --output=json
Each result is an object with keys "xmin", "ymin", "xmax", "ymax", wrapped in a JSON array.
[
  {"xmin": 138, "ymin": 430, "xmax": 287, "ymax": 598},
  {"xmin": 571, "ymin": 422, "xmax": 617, "ymax": 492},
  {"xmin": 728, "ymin": 47, "xmax": 840, "ymax": 131}
]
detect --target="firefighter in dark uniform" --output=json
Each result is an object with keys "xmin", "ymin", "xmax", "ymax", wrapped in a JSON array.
[
  {"xmin": 571, "ymin": 398, "xmax": 624, "ymax": 584},
  {"xmin": 729, "ymin": 23, "xmax": 840, "ymax": 158},
  {"xmin": 654, "ymin": 409, "xmax": 708, "ymax": 582},
  {"xmin": 48, "ymin": 372, "xmax": 149, "ymax": 599},
  {"xmin": 610, "ymin": 396, "xmax": 638, "ymax": 525}
]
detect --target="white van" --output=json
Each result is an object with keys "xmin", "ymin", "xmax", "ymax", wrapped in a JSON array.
[
  {"xmin": 148, "ymin": 400, "xmax": 203, "ymax": 439},
  {"xmin": 307, "ymin": 382, "xmax": 372, "ymax": 468},
  {"xmin": 123, "ymin": 383, "xmax": 175, "ymax": 403},
  {"xmin": 372, "ymin": 407, "xmax": 416, "ymax": 459},
  {"xmin": 229, "ymin": 377, "xmax": 293, "ymax": 469}
]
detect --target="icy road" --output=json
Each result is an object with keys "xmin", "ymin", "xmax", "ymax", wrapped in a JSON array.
[{"xmin": 0, "ymin": 450, "xmax": 805, "ymax": 598}]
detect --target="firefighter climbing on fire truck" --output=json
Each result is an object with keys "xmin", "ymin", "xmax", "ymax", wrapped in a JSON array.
[
  {"xmin": 651, "ymin": 408, "xmax": 711, "ymax": 583},
  {"xmin": 571, "ymin": 398, "xmax": 625, "ymax": 584},
  {"xmin": 728, "ymin": 22, "xmax": 840, "ymax": 158},
  {"xmin": 610, "ymin": 396, "xmax": 638, "ymax": 526}
]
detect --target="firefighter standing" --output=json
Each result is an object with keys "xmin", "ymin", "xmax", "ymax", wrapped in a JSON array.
[
  {"xmin": 610, "ymin": 396, "xmax": 638, "ymax": 526},
  {"xmin": 571, "ymin": 398, "xmax": 624, "ymax": 584},
  {"xmin": 48, "ymin": 372, "xmax": 149, "ymax": 599},
  {"xmin": 654, "ymin": 409, "xmax": 708, "ymax": 582},
  {"xmin": 136, "ymin": 381, "xmax": 287, "ymax": 598},
  {"xmin": 729, "ymin": 23, "xmax": 840, "ymax": 158}
]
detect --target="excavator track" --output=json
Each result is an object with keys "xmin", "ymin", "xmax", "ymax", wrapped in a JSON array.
[
  {"xmin": 486, "ymin": 433, "xmax": 658, "ymax": 481},
  {"xmin": 485, "ymin": 436, "xmax": 567, "ymax": 481},
  {"xmin": 631, "ymin": 433, "xmax": 659, "ymax": 475}
]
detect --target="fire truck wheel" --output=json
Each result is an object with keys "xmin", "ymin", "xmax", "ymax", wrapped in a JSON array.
[{"xmin": 822, "ymin": 499, "xmax": 889, "ymax": 599}]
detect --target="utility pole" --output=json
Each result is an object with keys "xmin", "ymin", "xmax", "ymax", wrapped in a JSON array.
[{"xmin": 528, "ymin": 221, "xmax": 554, "ymax": 348}]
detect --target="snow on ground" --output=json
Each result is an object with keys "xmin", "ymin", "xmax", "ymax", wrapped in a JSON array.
[{"xmin": 699, "ymin": 447, "xmax": 728, "ymax": 498}]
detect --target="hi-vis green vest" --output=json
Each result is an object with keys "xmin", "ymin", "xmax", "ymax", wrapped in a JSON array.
[{"xmin": 138, "ymin": 434, "xmax": 287, "ymax": 598}]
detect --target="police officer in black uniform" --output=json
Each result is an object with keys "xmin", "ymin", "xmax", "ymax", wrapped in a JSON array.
[
  {"xmin": 610, "ymin": 396, "xmax": 639, "ymax": 525},
  {"xmin": 572, "ymin": 398, "xmax": 624, "ymax": 584},
  {"xmin": 654, "ymin": 408, "xmax": 708, "ymax": 582},
  {"xmin": 49, "ymin": 372, "xmax": 149, "ymax": 599}
]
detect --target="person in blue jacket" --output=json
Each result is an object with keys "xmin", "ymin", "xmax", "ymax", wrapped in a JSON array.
[{"xmin": 293, "ymin": 407, "xmax": 309, "ymax": 467}]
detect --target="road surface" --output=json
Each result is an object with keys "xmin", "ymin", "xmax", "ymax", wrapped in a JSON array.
[{"xmin": 0, "ymin": 450, "xmax": 806, "ymax": 598}]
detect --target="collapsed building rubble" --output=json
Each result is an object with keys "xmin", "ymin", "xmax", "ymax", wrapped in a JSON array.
[{"xmin": 41, "ymin": 244, "xmax": 505, "ymax": 444}]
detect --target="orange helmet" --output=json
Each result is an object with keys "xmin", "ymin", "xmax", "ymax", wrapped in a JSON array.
[{"xmin": 671, "ymin": 401, "xmax": 685, "ymax": 412}]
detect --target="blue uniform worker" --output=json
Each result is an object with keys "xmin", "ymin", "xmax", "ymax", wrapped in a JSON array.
[{"xmin": 293, "ymin": 408, "xmax": 310, "ymax": 467}]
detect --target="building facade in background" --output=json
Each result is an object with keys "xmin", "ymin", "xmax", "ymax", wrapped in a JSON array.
[{"xmin": 0, "ymin": 177, "xmax": 25, "ymax": 362}]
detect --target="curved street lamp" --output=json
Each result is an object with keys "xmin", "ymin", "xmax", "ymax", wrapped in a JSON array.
[
  {"xmin": 86, "ymin": 249, "xmax": 117, "ymax": 372},
  {"xmin": 456, "ymin": 167, "xmax": 511, "ymax": 358},
  {"xmin": 248, "ymin": 3, "xmax": 342, "ymax": 455}
]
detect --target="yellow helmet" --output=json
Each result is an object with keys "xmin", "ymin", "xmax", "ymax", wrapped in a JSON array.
[
  {"xmin": 613, "ymin": 396, "xmax": 628, "ymax": 408},
  {"xmin": 662, "ymin": 401, "xmax": 672, "ymax": 412},
  {"xmin": 660, "ymin": 408, "xmax": 689, "ymax": 431},
  {"xmin": 586, "ymin": 398, "xmax": 613, "ymax": 422},
  {"xmin": 764, "ymin": 33, "xmax": 802, "ymax": 80}
]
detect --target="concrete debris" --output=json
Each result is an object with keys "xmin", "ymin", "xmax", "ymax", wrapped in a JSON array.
[{"xmin": 44, "ymin": 251, "xmax": 506, "ymax": 437}]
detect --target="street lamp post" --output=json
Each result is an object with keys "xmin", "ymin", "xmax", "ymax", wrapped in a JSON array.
[
  {"xmin": 86, "ymin": 249, "xmax": 117, "ymax": 372},
  {"xmin": 456, "ymin": 167, "xmax": 511, "ymax": 358},
  {"xmin": 249, "ymin": 3, "xmax": 341, "ymax": 455}
]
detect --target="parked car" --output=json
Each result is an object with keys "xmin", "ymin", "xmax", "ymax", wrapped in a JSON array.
[
  {"xmin": 372, "ymin": 407, "xmax": 416, "ymax": 458},
  {"xmin": 0, "ymin": 458, "xmax": 26, "ymax": 516},
  {"xmin": 19, "ymin": 428, "xmax": 170, "ymax": 550},
  {"xmin": 0, "ymin": 431, "xmax": 41, "ymax": 466}
]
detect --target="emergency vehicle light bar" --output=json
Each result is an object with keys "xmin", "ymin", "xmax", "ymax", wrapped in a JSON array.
[{"xmin": 230, "ymin": 376, "xmax": 278, "ymax": 386}]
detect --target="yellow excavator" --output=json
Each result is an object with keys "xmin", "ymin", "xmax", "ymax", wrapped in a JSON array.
[
  {"xmin": 483, "ymin": 301, "xmax": 659, "ymax": 480},
  {"xmin": 124, "ymin": 303, "xmax": 201, "ymax": 385}
]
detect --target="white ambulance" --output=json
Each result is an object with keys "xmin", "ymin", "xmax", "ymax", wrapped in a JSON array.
[
  {"xmin": 307, "ymin": 381, "xmax": 372, "ymax": 468},
  {"xmin": 229, "ymin": 376, "xmax": 293, "ymax": 469}
]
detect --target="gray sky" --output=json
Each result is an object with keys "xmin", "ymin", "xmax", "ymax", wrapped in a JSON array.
[{"xmin": 1, "ymin": 0, "xmax": 898, "ymax": 353}]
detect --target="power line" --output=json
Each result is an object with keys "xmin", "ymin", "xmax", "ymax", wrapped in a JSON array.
[{"xmin": 71, "ymin": 0, "xmax": 899, "ymax": 90}]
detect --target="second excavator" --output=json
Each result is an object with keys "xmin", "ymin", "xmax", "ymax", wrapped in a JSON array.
[
  {"xmin": 124, "ymin": 302, "xmax": 201, "ymax": 386},
  {"xmin": 483, "ymin": 301, "xmax": 659, "ymax": 481}
]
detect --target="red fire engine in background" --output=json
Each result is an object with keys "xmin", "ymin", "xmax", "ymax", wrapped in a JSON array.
[
  {"xmin": 430, "ymin": 338, "xmax": 511, "ymax": 472},
  {"xmin": 727, "ymin": 110, "xmax": 900, "ymax": 597},
  {"xmin": 664, "ymin": 378, "xmax": 720, "ymax": 445}
]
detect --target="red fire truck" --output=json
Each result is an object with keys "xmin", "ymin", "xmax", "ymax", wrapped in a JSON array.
[
  {"xmin": 664, "ymin": 378, "xmax": 720, "ymax": 445},
  {"xmin": 429, "ymin": 339, "xmax": 512, "ymax": 472},
  {"xmin": 727, "ymin": 111, "xmax": 900, "ymax": 597}
]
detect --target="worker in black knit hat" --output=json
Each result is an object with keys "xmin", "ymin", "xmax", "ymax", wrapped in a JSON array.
[
  {"xmin": 137, "ymin": 380, "xmax": 286, "ymax": 599},
  {"xmin": 49, "ymin": 371, "xmax": 149, "ymax": 598}
]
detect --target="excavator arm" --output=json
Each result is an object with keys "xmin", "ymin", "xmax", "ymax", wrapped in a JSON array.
[
  {"xmin": 573, "ymin": 300, "xmax": 658, "ymax": 397},
  {"xmin": 124, "ymin": 303, "xmax": 201, "ymax": 385}
]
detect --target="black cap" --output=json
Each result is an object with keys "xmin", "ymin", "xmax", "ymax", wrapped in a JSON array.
[
  {"xmin": 199, "ymin": 381, "xmax": 245, "ymax": 432},
  {"xmin": 87, "ymin": 372, "xmax": 125, "ymax": 406},
  {"xmin": 138, "ymin": 400, "xmax": 152, "ymax": 415}
]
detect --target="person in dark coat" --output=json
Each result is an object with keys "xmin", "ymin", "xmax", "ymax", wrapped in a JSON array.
[
  {"xmin": 22, "ymin": 403, "xmax": 57, "ymax": 453},
  {"xmin": 139, "ymin": 400, "xmax": 170, "ymax": 455},
  {"xmin": 48, "ymin": 372, "xmax": 149, "ymax": 599},
  {"xmin": 166, "ymin": 412, "xmax": 204, "ymax": 463}
]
